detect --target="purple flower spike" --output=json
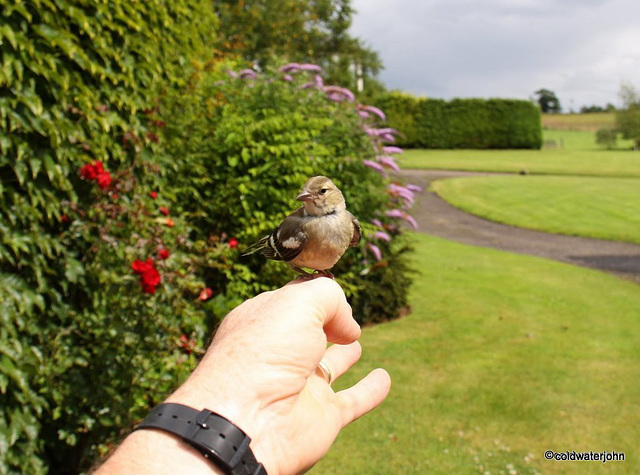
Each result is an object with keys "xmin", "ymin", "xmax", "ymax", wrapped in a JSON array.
[
  {"xmin": 383, "ymin": 146, "xmax": 404, "ymax": 155},
  {"xmin": 404, "ymin": 214, "xmax": 418, "ymax": 229},
  {"xmin": 314, "ymin": 75, "xmax": 324, "ymax": 88},
  {"xmin": 407, "ymin": 184, "xmax": 423, "ymax": 192},
  {"xmin": 361, "ymin": 105, "xmax": 386, "ymax": 121},
  {"xmin": 386, "ymin": 209, "xmax": 418, "ymax": 229},
  {"xmin": 367, "ymin": 243, "xmax": 382, "ymax": 261},
  {"xmin": 363, "ymin": 159, "xmax": 387, "ymax": 176},
  {"xmin": 227, "ymin": 70, "xmax": 239, "ymax": 78},
  {"xmin": 239, "ymin": 69, "xmax": 257, "ymax": 79},
  {"xmin": 374, "ymin": 127, "xmax": 399, "ymax": 136},
  {"xmin": 283, "ymin": 74, "xmax": 294, "ymax": 82},
  {"xmin": 389, "ymin": 184, "xmax": 415, "ymax": 205},
  {"xmin": 381, "ymin": 133, "xmax": 396, "ymax": 143},
  {"xmin": 280, "ymin": 63, "xmax": 301, "ymax": 73},
  {"xmin": 378, "ymin": 156, "xmax": 400, "ymax": 172},
  {"xmin": 358, "ymin": 110, "xmax": 370, "ymax": 118},
  {"xmin": 374, "ymin": 231, "xmax": 391, "ymax": 242},
  {"xmin": 324, "ymin": 85, "xmax": 355, "ymax": 102},
  {"xmin": 371, "ymin": 218, "xmax": 383, "ymax": 227},
  {"xmin": 299, "ymin": 63, "xmax": 323, "ymax": 73}
]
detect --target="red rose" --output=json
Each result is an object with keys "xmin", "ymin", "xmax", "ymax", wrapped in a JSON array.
[
  {"xmin": 132, "ymin": 258, "xmax": 161, "ymax": 294},
  {"xmin": 228, "ymin": 237, "xmax": 238, "ymax": 249},
  {"xmin": 79, "ymin": 163, "xmax": 98, "ymax": 180},
  {"xmin": 157, "ymin": 248, "xmax": 170, "ymax": 260},
  {"xmin": 92, "ymin": 160, "xmax": 104, "ymax": 173},
  {"xmin": 159, "ymin": 206, "xmax": 170, "ymax": 216},
  {"xmin": 150, "ymin": 191, "xmax": 158, "ymax": 199},
  {"xmin": 199, "ymin": 288, "xmax": 213, "ymax": 301},
  {"xmin": 96, "ymin": 172, "xmax": 112, "ymax": 190}
]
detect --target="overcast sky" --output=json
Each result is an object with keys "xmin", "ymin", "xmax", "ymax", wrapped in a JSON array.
[{"xmin": 350, "ymin": 0, "xmax": 640, "ymax": 110}]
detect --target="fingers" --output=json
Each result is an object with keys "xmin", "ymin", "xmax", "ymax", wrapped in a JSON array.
[
  {"xmin": 318, "ymin": 341, "xmax": 362, "ymax": 384},
  {"xmin": 285, "ymin": 277, "xmax": 361, "ymax": 344},
  {"xmin": 336, "ymin": 368, "xmax": 391, "ymax": 428}
]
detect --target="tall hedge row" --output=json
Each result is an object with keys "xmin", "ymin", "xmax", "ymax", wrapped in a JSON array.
[
  {"xmin": 376, "ymin": 92, "xmax": 542, "ymax": 149},
  {"xmin": 1, "ymin": 1, "xmax": 218, "ymax": 472},
  {"xmin": 1, "ymin": 2, "xmax": 414, "ymax": 473}
]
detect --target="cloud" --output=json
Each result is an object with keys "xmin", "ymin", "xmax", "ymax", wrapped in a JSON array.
[{"xmin": 351, "ymin": 0, "xmax": 640, "ymax": 109}]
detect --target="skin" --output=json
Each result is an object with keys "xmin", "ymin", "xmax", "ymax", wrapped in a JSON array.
[{"xmin": 98, "ymin": 277, "xmax": 391, "ymax": 474}]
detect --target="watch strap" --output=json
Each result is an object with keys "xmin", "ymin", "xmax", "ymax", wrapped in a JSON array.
[{"xmin": 135, "ymin": 403, "xmax": 266, "ymax": 475}]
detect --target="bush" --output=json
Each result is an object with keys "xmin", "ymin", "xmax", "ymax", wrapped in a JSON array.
[
  {"xmin": 377, "ymin": 94, "xmax": 543, "ymax": 149},
  {"xmin": 159, "ymin": 63, "xmax": 414, "ymax": 324},
  {"xmin": 0, "ymin": 1, "xmax": 217, "ymax": 472},
  {"xmin": 596, "ymin": 128, "xmax": 618, "ymax": 149}
]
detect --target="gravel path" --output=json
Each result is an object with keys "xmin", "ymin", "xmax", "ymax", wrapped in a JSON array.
[{"xmin": 400, "ymin": 169, "xmax": 640, "ymax": 284}]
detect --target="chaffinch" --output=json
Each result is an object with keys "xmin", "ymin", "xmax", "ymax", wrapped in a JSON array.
[{"xmin": 243, "ymin": 176, "xmax": 361, "ymax": 276}]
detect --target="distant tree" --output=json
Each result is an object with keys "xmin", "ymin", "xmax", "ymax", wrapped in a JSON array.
[
  {"xmin": 580, "ymin": 103, "xmax": 616, "ymax": 113},
  {"xmin": 615, "ymin": 83, "xmax": 640, "ymax": 150},
  {"xmin": 534, "ymin": 89, "xmax": 562, "ymax": 113}
]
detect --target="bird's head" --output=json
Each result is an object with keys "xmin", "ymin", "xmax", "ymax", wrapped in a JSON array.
[{"xmin": 296, "ymin": 176, "xmax": 346, "ymax": 216}]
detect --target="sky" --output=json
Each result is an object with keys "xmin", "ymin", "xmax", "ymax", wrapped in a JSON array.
[{"xmin": 349, "ymin": 0, "xmax": 640, "ymax": 111}]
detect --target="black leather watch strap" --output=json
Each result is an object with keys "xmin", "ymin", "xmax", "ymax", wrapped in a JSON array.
[{"xmin": 135, "ymin": 403, "xmax": 266, "ymax": 475}]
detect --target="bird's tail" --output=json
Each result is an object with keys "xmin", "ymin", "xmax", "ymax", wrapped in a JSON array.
[{"xmin": 240, "ymin": 236, "xmax": 269, "ymax": 257}]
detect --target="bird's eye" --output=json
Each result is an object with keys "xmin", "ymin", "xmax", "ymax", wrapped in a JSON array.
[{"xmin": 320, "ymin": 188, "xmax": 328, "ymax": 194}]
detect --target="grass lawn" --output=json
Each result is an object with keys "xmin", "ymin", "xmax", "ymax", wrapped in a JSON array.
[
  {"xmin": 399, "ymin": 131, "xmax": 640, "ymax": 178},
  {"xmin": 314, "ymin": 233, "xmax": 640, "ymax": 474},
  {"xmin": 431, "ymin": 175, "xmax": 640, "ymax": 244}
]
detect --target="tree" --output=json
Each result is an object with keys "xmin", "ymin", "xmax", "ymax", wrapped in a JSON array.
[
  {"xmin": 214, "ymin": 0, "xmax": 383, "ymax": 97},
  {"xmin": 615, "ymin": 83, "xmax": 640, "ymax": 150},
  {"xmin": 534, "ymin": 89, "xmax": 561, "ymax": 113}
]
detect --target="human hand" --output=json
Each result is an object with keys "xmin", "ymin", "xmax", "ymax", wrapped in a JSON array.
[{"xmin": 101, "ymin": 277, "xmax": 390, "ymax": 474}]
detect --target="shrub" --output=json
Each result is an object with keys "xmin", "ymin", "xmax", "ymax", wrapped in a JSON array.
[
  {"xmin": 159, "ymin": 63, "xmax": 415, "ymax": 324},
  {"xmin": 377, "ymin": 94, "xmax": 543, "ymax": 149},
  {"xmin": 596, "ymin": 128, "xmax": 618, "ymax": 149}
]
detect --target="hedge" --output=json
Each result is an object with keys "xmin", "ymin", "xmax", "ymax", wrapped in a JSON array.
[
  {"xmin": 1, "ymin": 1, "xmax": 218, "ymax": 472},
  {"xmin": 376, "ymin": 92, "xmax": 542, "ymax": 149}
]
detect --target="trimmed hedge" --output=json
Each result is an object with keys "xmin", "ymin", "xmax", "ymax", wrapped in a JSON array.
[
  {"xmin": 376, "ymin": 92, "xmax": 542, "ymax": 149},
  {"xmin": 1, "ymin": 1, "xmax": 218, "ymax": 472}
]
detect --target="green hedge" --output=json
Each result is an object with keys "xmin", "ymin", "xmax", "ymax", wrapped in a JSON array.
[
  {"xmin": 376, "ymin": 93, "xmax": 542, "ymax": 149},
  {"xmin": 1, "ymin": 1, "xmax": 217, "ymax": 472}
]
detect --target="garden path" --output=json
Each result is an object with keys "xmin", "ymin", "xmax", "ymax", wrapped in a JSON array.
[{"xmin": 399, "ymin": 169, "xmax": 640, "ymax": 284}]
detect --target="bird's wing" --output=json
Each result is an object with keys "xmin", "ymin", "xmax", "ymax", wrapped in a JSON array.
[
  {"xmin": 349, "ymin": 214, "xmax": 361, "ymax": 247},
  {"xmin": 253, "ymin": 207, "xmax": 307, "ymax": 262}
]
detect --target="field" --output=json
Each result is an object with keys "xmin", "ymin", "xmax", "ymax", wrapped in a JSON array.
[
  {"xmin": 314, "ymin": 233, "xmax": 640, "ymax": 474},
  {"xmin": 541, "ymin": 112, "xmax": 616, "ymax": 131}
]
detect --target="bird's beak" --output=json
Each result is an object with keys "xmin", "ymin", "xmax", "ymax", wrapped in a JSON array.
[{"xmin": 296, "ymin": 191, "xmax": 313, "ymax": 202}]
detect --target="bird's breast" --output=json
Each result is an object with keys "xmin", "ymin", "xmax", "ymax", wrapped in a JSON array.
[{"xmin": 291, "ymin": 212, "xmax": 354, "ymax": 270}]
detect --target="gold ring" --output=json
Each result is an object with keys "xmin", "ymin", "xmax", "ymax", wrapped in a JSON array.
[{"xmin": 317, "ymin": 359, "xmax": 332, "ymax": 384}]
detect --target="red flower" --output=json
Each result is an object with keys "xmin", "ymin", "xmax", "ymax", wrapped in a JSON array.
[
  {"xmin": 159, "ymin": 206, "xmax": 170, "ymax": 216},
  {"xmin": 228, "ymin": 237, "xmax": 238, "ymax": 249},
  {"xmin": 96, "ymin": 172, "xmax": 112, "ymax": 190},
  {"xmin": 199, "ymin": 288, "xmax": 213, "ymax": 301},
  {"xmin": 80, "ymin": 163, "xmax": 98, "ymax": 180},
  {"xmin": 157, "ymin": 248, "xmax": 170, "ymax": 260},
  {"xmin": 60, "ymin": 214, "xmax": 70, "ymax": 223},
  {"xmin": 165, "ymin": 218, "xmax": 175, "ymax": 228},
  {"xmin": 132, "ymin": 258, "xmax": 161, "ymax": 294},
  {"xmin": 147, "ymin": 132, "xmax": 159, "ymax": 143},
  {"xmin": 150, "ymin": 191, "xmax": 158, "ymax": 199},
  {"xmin": 179, "ymin": 334, "xmax": 196, "ymax": 355}
]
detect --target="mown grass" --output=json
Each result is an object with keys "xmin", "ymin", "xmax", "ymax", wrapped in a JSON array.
[
  {"xmin": 431, "ymin": 175, "xmax": 640, "ymax": 244},
  {"xmin": 314, "ymin": 233, "xmax": 640, "ymax": 474},
  {"xmin": 400, "ymin": 129, "xmax": 640, "ymax": 177}
]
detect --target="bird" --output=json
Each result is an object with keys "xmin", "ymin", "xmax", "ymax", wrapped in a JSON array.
[{"xmin": 242, "ymin": 176, "xmax": 361, "ymax": 277}]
